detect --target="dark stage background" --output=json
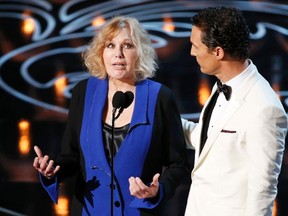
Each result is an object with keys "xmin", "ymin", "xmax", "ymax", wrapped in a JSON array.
[{"xmin": 0, "ymin": 0, "xmax": 288, "ymax": 215}]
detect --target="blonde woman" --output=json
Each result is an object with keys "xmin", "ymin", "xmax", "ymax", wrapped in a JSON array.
[{"xmin": 33, "ymin": 16, "xmax": 188, "ymax": 216}]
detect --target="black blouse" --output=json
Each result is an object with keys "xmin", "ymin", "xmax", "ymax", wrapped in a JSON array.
[{"xmin": 102, "ymin": 122, "xmax": 130, "ymax": 165}]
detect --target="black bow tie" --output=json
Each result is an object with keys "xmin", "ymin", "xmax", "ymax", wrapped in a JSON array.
[{"xmin": 217, "ymin": 80, "xmax": 232, "ymax": 101}]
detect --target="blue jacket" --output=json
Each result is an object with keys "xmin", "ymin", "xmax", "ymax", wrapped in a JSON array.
[{"xmin": 41, "ymin": 77, "xmax": 188, "ymax": 216}]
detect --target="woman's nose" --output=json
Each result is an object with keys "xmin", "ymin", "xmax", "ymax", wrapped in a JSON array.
[{"xmin": 115, "ymin": 47, "xmax": 124, "ymax": 58}]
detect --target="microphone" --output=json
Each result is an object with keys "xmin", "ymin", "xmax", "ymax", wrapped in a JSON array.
[
  {"xmin": 123, "ymin": 91, "xmax": 134, "ymax": 109},
  {"xmin": 112, "ymin": 91, "xmax": 125, "ymax": 114},
  {"xmin": 115, "ymin": 91, "xmax": 134, "ymax": 120}
]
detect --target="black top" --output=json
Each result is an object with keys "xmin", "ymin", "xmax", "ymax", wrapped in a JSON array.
[{"xmin": 102, "ymin": 122, "xmax": 130, "ymax": 164}]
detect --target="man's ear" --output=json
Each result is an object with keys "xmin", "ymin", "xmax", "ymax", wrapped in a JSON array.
[{"xmin": 214, "ymin": 46, "xmax": 224, "ymax": 60}]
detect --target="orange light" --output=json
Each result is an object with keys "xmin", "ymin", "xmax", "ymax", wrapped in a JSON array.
[
  {"xmin": 18, "ymin": 119, "xmax": 31, "ymax": 156},
  {"xmin": 92, "ymin": 16, "xmax": 105, "ymax": 27},
  {"xmin": 198, "ymin": 77, "xmax": 210, "ymax": 106},
  {"xmin": 272, "ymin": 199, "xmax": 278, "ymax": 216},
  {"xmin": 53, "ymin": 195, "xmax": 69, "ymax": 215},
  {"xmin": 272, "ymin": 83, "xmax": 281, "ymax": 99},
  {"xmin": 54, "ymin": 70, "xmax": 67, "ymax": 106},
  {"xmin": 21, "ymin": 11, "xmax": 35, "ymax": 37},
  {"xmin": 163, "ymin": 17, "xmax": 175, "ymax": 32},
  {"xmin": 22, "ymin": 18, "xmax": 35, "ymax": 35}
]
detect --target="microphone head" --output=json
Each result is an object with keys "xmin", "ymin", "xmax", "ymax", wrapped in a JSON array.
[
  {"xmin": 112, "ymin": 91, "xmax": 125, "ymax": 109},
  {"xmin": 123, "ymin": 91, "xmax": 134, "ymax": 108}
]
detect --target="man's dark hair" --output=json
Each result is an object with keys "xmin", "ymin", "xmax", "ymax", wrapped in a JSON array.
[{"xmin": 192, "ymin": 6, "xmax": 251, "ymax": 60}]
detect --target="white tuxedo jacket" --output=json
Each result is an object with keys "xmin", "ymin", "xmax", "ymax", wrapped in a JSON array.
[{"xmin": 182, "ymin": 62, "xmax": 288, "ymax": 216}]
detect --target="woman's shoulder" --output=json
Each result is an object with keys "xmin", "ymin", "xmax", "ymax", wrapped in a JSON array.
[
  {"xmin": 72, "ymin": 77, "xmax": 89, "ymax": 92},
  {"xmin": 145, "ymin": 79, "xmax": 175, "ymax": 101},
  {"xmin": 73, "ymin": 75, "xmax": 104, "ymax": 91},
  {"xmin": 146, "ymin": 79, "xmax": 171, "ymax": 91}
]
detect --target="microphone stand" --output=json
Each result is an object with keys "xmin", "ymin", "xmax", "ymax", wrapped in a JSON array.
[
  {"xmin": 109, "ymin": 90, "xmax": 134, "ymax": 216},
  {"xmin": 111, "ymin": 108, "xmax": 117, "ymax": 216},
  {"xmin": 110, "ymin": 91, "xmax": 124, "ymax": 216}
]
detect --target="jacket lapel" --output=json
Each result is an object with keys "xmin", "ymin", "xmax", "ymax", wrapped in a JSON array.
[
  {"xmin": 194, "ymin": 65, "xmax": 261, "ymax": 169},
  {"xmin": 113, "ymin": 80, "xmax": 150, "ymax": 167},
  {"xmin": 83, "ymin": 77, "xmax": 111, "ymax": 172}
]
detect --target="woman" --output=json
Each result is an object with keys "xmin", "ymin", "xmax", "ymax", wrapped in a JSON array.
[{"xmin": 33, "ymin": 16, "xmax": 188, "ymax": 216}]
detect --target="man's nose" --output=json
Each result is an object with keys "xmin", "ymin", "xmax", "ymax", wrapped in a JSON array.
[{"xmin": 190, "ymin": 47, "xmax": 195, "ymax": 56}]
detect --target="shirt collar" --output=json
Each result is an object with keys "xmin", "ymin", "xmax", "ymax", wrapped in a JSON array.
[{"xmin": 225, "ymin": 59, "xmax": 254, "ymax": 100}]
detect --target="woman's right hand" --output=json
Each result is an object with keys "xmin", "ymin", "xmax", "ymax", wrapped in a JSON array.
[{"xmin": 33, "ymin": 145, "xmax": 60, "ymax": 179}]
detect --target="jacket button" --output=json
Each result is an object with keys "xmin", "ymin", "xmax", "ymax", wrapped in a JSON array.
[
  {"xmin": 114, "ymin": 201, "xmax": 120, "ymax": 207},
  {"xmin": 110, "ymin": 184, "xmax": 115, "ymax": 190}
]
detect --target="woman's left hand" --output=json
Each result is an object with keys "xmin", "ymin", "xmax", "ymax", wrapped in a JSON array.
[{"xmin": 128, "ymin": 173, "xmax": 160, "ymax": 199}]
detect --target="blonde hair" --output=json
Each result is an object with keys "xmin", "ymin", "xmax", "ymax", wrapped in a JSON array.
[{"xmin": 83, "ymin": 16, "xmax": 158, "ymax": 81}]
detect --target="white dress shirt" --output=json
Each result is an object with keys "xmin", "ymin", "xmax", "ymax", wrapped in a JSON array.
[{"xmin": 208, "ymin": 60, "xmax": 253, "ymax": 136}]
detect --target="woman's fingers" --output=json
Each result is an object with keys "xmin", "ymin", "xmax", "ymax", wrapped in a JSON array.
[
  {"xmin": 33, "ymin": 157, "xmax": 39, "ymax": 168},
  {"xmin": 40, "ymin": 155, "xmax": 49, "ymax": 170},
  {"xmin": 128, "ymin": 173, "xmax": 161, "ymax": 198},
  {"xmin": 33, "ymin": 145, "xmax": 60, "ymax": 179},
  {"xmin": 129, "ymin": 176, "xmax": 153, "ymax": 198},
  {"xmin": 150, "ymin": 173, "xmax": 160, "ymax": 186},
  {"xmin": 34, "ymin": 146, "xmax": 43, "ymax": 158},
  {"xmin": 46, "ymin": 160, "xmax": 55, "ymax": 174},
  {"xmin": 53, "ymin": 165, "xmax": 60, "ymax": 174},
  {"xmin": 129, "ymin": 177, "xmax": 140, "ymax": 196},
  {"xmin": 135, "ymin": 177, "xmax": 148, "ymax": 190}
]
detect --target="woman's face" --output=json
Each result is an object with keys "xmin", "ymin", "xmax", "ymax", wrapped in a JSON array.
[{"xmin": 103, "ymin": 28, "xmax": 137, "ymax": 82}]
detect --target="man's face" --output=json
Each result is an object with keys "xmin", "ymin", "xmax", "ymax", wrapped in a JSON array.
[{"xmin": 190, "ymin": 26, "xmax": 219, "ymax": 76}]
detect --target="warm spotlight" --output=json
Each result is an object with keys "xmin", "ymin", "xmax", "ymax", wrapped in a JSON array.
[
  {"xmin": 92, "ymin": 16, "xmax": 106, "ymax": 28},
  {"xmin": 53, "ymin": 195, "xmax": 69, "ymax": 215},
  {"xmin": 163, "ymin": 17, "xmax": 175, "ymax": 32},
  {"xmin": 198, "ymin": 77, "xmax": 210, "ymax": 106},
  {"xmin": 21, "ymin": 11, "xmax": 35, "ymax": 38},
  {"xmin": 18, "ymin": 119, "xmax": 31, "ymax": 156},
  {"xmin": 272, "ymin": 199, "xmax": 278, "ymax": 216},
  {"xmin": 54, "ymin": 70, "xmax": 67, "ymax": 106}
]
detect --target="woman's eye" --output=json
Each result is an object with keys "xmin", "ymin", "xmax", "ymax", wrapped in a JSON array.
[
  {"xmin": 106, "ymin": 43, "xmax": 114, "ymax": 48},
  {"xmin": 123, "ymin": 43, "xmax": 133, "ymax": 49}
]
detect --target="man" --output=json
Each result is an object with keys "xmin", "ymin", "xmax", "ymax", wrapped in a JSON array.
[{"xmin": 182, "ymin": 6, "xmax": 288, "ymax": 216}]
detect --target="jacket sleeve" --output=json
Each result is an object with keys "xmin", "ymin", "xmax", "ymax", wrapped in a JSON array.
[
  {"xmin": 55, "ymin": 79, "xmax": 87, "ymax": 180},
  {"xmin": 155, "ymin": 85, "xmax": 190, "ymax": 203},
  {"xmin": 39, "ymin": 174, "xmax": 59, "ymax": 203},
  {"xmin": 41, "ymin": 79, "xmax": 87, "ymax": 203},
  {"xmin": 246, "ymin": 105, "xmax": 287, "ymax": 215}
]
